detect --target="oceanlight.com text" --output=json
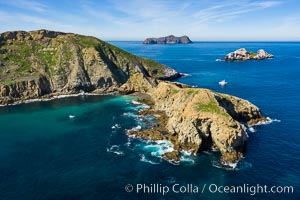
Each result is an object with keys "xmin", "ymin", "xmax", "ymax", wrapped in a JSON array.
[{"xmin": 125, "ymin": 183, "xmax": 294, "ymax": 196}]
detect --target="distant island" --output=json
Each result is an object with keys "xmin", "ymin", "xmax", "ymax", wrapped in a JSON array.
[
  {"xmin": 143, "ymin": 35, "xmax": 192, "ymax": 44},
  {"xmin": 224, "ymin": 48, "xmax": 274, "ymax": 61}
]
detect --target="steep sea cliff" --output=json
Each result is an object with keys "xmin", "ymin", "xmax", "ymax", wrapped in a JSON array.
[
  {"xmin": 0, "ymin": 30, "xmax": 266, "ymax": 164},
  {"xmin": 0, "ymin": 30, "xmax": 179, "ymax": 104}
]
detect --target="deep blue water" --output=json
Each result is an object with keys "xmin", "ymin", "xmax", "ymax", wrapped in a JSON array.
[{"xmin": 0, "ymin": 42, "xmax": 299, "ymax": 200}]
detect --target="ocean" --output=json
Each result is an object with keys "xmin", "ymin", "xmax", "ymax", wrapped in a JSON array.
[{"xmin": 0, "ymin": 42, "xmax": 299, "ymax": 199}]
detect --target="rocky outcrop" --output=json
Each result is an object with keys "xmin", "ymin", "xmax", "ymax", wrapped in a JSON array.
[
  {"xmin": 121, "ymin": 80, "xmax": 266, "ymax": 164},
  {"xmin": 0, "ymin": 77, "xmax": 51, "ymax": 104},
  {"xmin": 0, "ymin": 30, "xmax": 267, "ymax": 166},
  {"xmin": 118, "ymin": 73, "xmax": 157, "ymax": 94},
  {"xmin": 0, "ymin": 30, "xmax": 181, "ymax": 105},
  {"xmin": 224, "ymin": 48, "xmax": 274, "ymax": 61},
  {"xmin": 143, "ymin": 35, "xmax": 192, "ymax": 44}
]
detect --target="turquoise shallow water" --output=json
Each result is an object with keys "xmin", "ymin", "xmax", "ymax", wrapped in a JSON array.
[{"xmin": 0, "ymin": 42, "xmax": 300, "ymax": 199}]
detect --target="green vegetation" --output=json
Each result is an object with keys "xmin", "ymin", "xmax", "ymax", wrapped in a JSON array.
[
  {"xmin": 142, "ymin": 57, "xmax": 165, "ymax": 70},
  {"xmin": 4, "ymin": 41, "xmax": 32, "ymax": 75},
  {"xmin": 16, "ymin": 62, "xmax": 31, "ymax": 73},
  {"xmin": 249, "ymin": 51, "xmax": 256, "ymax": 57},
  {"xmin": 1, "ymin": 79, "xmax": 17, "ymax": 86},
  {"xmin": 197, "ymin": 101, "xmax": 230, "ymax": 118},
  {"xmin": 71, "ymin": 35, "xmax": 99, "ymax": 48},
  {"xmin": 38, "ymin": 50, "xmax": 57, "ymax": 66},
  {"xmin": 186, "ymin": 88, "xmax": 198, "ymax": 95},
  {"xmin": 0, "ymin": 30, "xmax": 173, "ymax": 87},
  {"xmin": 171, "ymin": 88, "xmax": 179, "ymax": 94},
  {"xmin": 197, "ymin": 102, "xmax": 220, "ymax": 113},
  {"xmin": 61, "ymin": 45, "xmax": 73, "ymax": 61},
  {"xmin": 98, "ymin": 39, "xmax": 168, "ymax": 78}
]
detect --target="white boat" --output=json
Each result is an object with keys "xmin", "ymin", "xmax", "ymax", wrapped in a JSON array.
[{"xmin": 218, "ymin": 80, "xmax": 228, "ymax": 86}]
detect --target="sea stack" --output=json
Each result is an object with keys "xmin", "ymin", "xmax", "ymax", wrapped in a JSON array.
[
  {"xmin": 224, "ymin": 48, "xmax": 274, "ymax": 61},
  {"xmin": 143, "ymin": 35, "xmax": 192, "ymax": 44}
]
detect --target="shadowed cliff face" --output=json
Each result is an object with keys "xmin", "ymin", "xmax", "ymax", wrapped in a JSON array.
[
  {"xmin": 120, "ymin": 74, "xmax": 266, "ymax": 164},
  {"xmin": 0, "ymin": 30, "xmax": 180, "ymax": 104}
]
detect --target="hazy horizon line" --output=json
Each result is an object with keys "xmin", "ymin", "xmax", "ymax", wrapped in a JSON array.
[{"xmin": 106, "ymin": 40, "xmax": 300, "ymax": 42}]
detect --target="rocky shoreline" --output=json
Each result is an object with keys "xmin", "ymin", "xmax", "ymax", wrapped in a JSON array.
[
  {"xmin": 120, "ymin": 73, "xmax": 267, "ymax": 165},
  {"xmin": 0, "ymin": 30, "xmax": 268, "ymax": 167},
  {"xmin": 0, "ymin": 30, "xmax": 181, "ymax": 105}
]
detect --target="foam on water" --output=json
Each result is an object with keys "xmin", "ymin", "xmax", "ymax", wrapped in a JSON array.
[
  {"xmin": 253, "ymin": 117, "xmax": 281, "ymax": 126},
  {"xmin": 140, "ymin": 140, "xmax": 196, "ymax": 165},
  {"xmin": 143, "ymin": 140, "xmax": 175, "ymax": 157},
  {"xmin": 125, "ymin": 138, "xmax": 132, "ymax": 147},
  {"xmin": 131, "ymin": 100, "xmax": 142, "ymax": 105},
  {"xmin": 140, "ymin": 154, "xmax": 159, "ymax": 165},
  {"xmin": 129, "ymin": 125, "xmax": 142, "ymax": 132},
  {"xmin": 248, "ymin": 127, "xmax": 256, "ymax": 133},
  {"xmin": 212, "ymin": 158, "xmax": 252, "ymax": 171},
  {"xmin": 111, "ymin": 124, "xmax": 121, "ymax": 129},
  {"xmin": 211, "ymin": 146, "xmax": 220, "ymax": 152},
  {"xmin": 0, "ymin": 92, "xmax": 101, "ymax": 107},
  {"xmin": 107, "ymin": 145, "xmax": 124, "ymax": 155},
  {"xmin": 180, "ymin": 151, "xmax": 195, "ymax": 164},
  {"xmin": 181, "ymin": 73, "xmax": 191, "ymax": 77},
  {"xmin": 130, "ymin": 100, "xmax": 150, "ymax": 110},
  {"xmin": 122, "ymin": 112, "xmax": 137, "ymax": 118}
]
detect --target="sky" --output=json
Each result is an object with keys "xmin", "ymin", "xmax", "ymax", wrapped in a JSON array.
[{"xmin": 0, "ymin": 0, "xmax": 300, "ymax": 41}]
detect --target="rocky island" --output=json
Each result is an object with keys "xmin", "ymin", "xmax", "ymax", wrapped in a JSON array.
[
  {"xmin": 0, "ymin": 30, "xmax": 266, "ymax": 166},
  {"xmin": 143, "ymin": 35, "xmax": 192, "ymax": 44},
  {"xmin": 224, "ymin": 48, "xmax": 274, "ymax": 61}
]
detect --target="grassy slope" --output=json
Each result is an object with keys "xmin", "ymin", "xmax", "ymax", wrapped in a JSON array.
[{"xmin": 0, "ymin": 32, "xmax": 171, "ymax": 86}]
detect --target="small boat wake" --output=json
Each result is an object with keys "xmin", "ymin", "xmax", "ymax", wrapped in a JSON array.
[{"xmin": 218, "ymin": 80, "xmax": 228, "ymax": 87}]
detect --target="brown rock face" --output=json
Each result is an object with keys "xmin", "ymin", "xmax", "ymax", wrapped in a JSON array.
[
  {"xmin": 0, "ymin": 77, "xmax": 51, "ymax": 104},
  {"xmin": 120, "ymin": 79, "xmax": 266, "ymax": 163}
]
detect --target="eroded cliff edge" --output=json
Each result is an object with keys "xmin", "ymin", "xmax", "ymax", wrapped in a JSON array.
[
  {"xmin": 119, "ymin": 73, "xmax": 266, "ymax": 164},
  {"xmin": 0, "ymin": 30, "xmax": 266, "ymax": 165},
  {"xmin": 0, "ymin": 30, "xmax": 180, "ymax": 104}
]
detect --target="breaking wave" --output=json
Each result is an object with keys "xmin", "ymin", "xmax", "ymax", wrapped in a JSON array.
[
  {"xmin": 111, "ymin": 124, "xmax": 121, "ymax": 129},
  {"xmin": 253, "ymin": 117, "xmax": 281, "ymax": 126},
  {"xmin": 212, "ymin": 159, "xmax": 252, "ymax": 171},
  {"xmin": 107, "ymin": 145, "xmax": 124, "ymax": 155},
  {"xmin": 140, "ymin": 154, "xmax": 159, "ymax": 165},
  {"xmin": 143, "ymin": 140, "xmax": 174, "ymax": 157},
  {"xmin": 2, "ymin": 92, "xmax": 100, "ymax": 107}
]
